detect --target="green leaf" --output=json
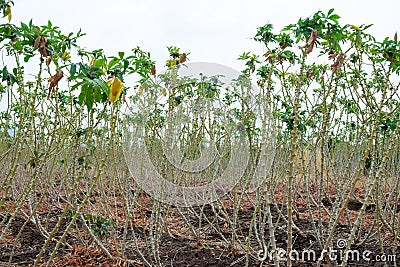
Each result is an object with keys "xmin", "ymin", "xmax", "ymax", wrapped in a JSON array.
[
  {"xmin": 93, "ymin": 78, "xmax": 109, "ymax": 94},
  {"xmin": 94, "ymin": 85, "xmax": 103, "ymax": 103},
  {"xmin": 108, "ymin": 58, "xmax": 119, "ymax": 69},
  {"xmin": 123, "ymin": 59, "xmax": 129, "ymax": 71},
  {"xmin": 71, "ymin": 80, "xmax": 84, "ymax": 90},
  {"xmin": 329, "ymin": 14, "xmax": 340, "ymax": 21},
  {"xmin": 23, "ymin": 55, "xmax": 31, "ymax": 62},
  {"xmin": 20, "ymin": 22, "xmax": 28, "ymax": 32},
  {"xmin": 70, "ymin": 63, "xmax": 76, "ymax": 77},
  {"xmin": 94, "ymin": 58, "xmax": 106, "ymax": 68},
  {"xmin": 2, "ymin": 67, "xmax": 8, "ymax": 81},
  {"xmin": 362, "ymin": 24, "xmax": 373, "ymax": 30},
  {"xmin": 78, "ymin": 83, "xmax": 94, "ymax": 111},
  {"xmin": 118, "ymin": 51, "xmax": 125, "ymax": 59}
]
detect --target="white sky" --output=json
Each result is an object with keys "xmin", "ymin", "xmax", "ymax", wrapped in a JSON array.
[{"xmin": 14, "ymin": 0, "xmax": 400, "ymax": 71}]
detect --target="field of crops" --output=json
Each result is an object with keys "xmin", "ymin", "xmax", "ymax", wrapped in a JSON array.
[{"xmin": 0, "ymin": 2, "xmax": 399, "ymax": 266}]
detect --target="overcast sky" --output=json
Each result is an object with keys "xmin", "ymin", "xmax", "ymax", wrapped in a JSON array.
[{"xmin": 14, "ymin": 0, "xmax": 400, "ymax": 71}]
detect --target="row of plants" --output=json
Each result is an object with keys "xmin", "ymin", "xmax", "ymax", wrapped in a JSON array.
[{"xmin": 0, "ymin": 1, "xmax": 399, "ymax": 266}]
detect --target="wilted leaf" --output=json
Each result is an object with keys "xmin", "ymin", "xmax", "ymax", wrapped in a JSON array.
[
  {"xmin": 150, "ymin": 65, "xmax": 156, "ymax": 76},
  {"xmin": 303, "ymin": 30, "xmax": 318, "ymax": 55},
  {"xmin": 179, "ymin": 53, "xmax": 187, "ymax": 64},
  {"xmin": 331, "ymin": 53, "xmax": 346, "ymax": 73},
  {"xmin": 48, "ymin": 70, "xmax": 64, "ymax": 98},
  {"xmin": 33, "ymin": 36, "xmax": 41, "ymax": 49},
  {"xmin": 328, "ymin": 52, "xmax": 337, "ymax": 60},
  {"xmin": 264, "ymin": 53, "xmax": 273, "ymax": 62},
  {"xmin": 34, "ymin": 36, "xmax": 51, "ymax": 57}
]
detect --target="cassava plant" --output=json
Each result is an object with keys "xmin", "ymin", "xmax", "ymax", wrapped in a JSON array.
[{"xmin": 0, "ymin": 2, "xmax": 399, "ymax": 267}]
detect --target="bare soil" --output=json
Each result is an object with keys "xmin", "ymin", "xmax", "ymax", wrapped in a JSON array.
[{"xmin": 1, "ymin": 194, "xmax": 399, "ymax": 267}]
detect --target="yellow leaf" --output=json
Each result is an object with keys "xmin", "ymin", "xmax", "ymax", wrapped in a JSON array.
[
  {"xmin": 349, "ymin": 24, "xmax": 361, "ymax": 31},
  {"xmin": 62, "ymin": 51, "xmax": 70, "ymax": 61},
  {"xmin": 108, "ymin": 77, "xmax": 123, "ymax": 103},
  {"xmin": 139, "ymin": 84, "xmax": 146, "ymax": 94},
  {"xmin": 6, "ymin": 5, "xmax": 11, "ymax": 22},
  {"xmin": 161, "ymin": 88, "xmax": 167, "ymax": 96},
  {"xmin": 166, "ymin": 59, "xmax": 177, "ymax": 67}
]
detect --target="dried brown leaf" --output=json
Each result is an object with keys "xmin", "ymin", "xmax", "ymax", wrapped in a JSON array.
[
  {"xmin": 331, "ymin": 53, "xmax": 346, "ymax": 73},
  {"xmin": 34, "ymin": 36, "xmax": 47, "ymax": 49},
  {"xmin": 150, "ymin": 65, "xmax": 156, "ymax": 76},
  {"xmin": 179, "ymin": 53, "xmax": 187, "ymax": 64},
  {"xmin": 306, "ymin": 71, "xmax": 314, "ymax": 79},
  {"xmin": 40, "ymin": 47, "xmax": 50, "ymax": 57},
  {"xmin": 34, "ymin": 36, "xmax": 52, "ymax": 57},
  {"xmin": 328, "ymin": 52, "xmax": 337, "ymax": 60},
  {"xmin": 33, "ymin": 36, "xmax": 41, "ymax": 49},
  {"xmin": 46, "ymin": 57, "xmax": 52, "ymax": 66},
  {"xmin": 48, "ymin": 70, "xmax": 64, "ymax": 98},
  {"xmin": 304, "ymin": 30, "xmax": 318, "ymax": 55},
  {"xmin": 264, "ymin": 53, "xmax": 273, "ymax": 62}
]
